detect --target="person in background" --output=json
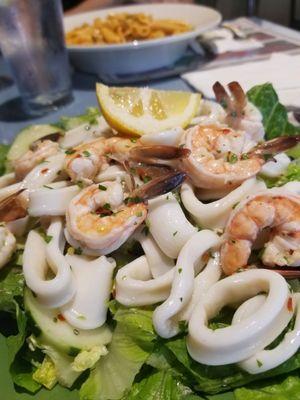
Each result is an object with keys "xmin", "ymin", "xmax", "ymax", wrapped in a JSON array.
[{"xmin": 63, "ymin": 0, "xmax": 194, "ymax": 15}]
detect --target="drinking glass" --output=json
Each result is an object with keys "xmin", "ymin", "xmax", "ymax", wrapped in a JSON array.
[{"xmin": 0, "ymin": 0, "xmax": 73, "ymax": 116}]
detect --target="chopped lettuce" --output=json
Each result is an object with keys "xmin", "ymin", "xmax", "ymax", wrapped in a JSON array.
[
  {"xmin": 234, "ymin": 375, "xmax": 300, "ymax": 400},
  {"xmin": 0, "ymin": 143, "xmax": 9, "ymax": 176},
  {"xmin": 260, "ymin": 161, "xmax": 300, "ymax": 188},
  {"xmin": 28, "ymin": 335, "xmax": 81, "ymax": 388},
  {"xmin": 72, "ymin": 346, "xmax": 108, "ymax": 372},
  {"xmin": 247, "ymin": 83, "xmax": 300, "ymax": 139},
  {"xmin": 57, "ymin": 107, "xmax": 100, "ymax": 131},
  {"xmin": 0, "ymin": 262, "xmax": 24, "ymax": 314},
  {"xmin": 122, "ymin": 370, "xmax": 204, "ymax": 400},
  {"xmin": 32, "ymin": 355, "xmax": 57, "ymax": 390},
  {"xmin": 6, "ymin": 302, "xmax": 42, "ymax": 393},
  {"xmin": 79, "ymin": 308, "xmax": 156, "ymax": 400},
  {"xmin": 163, "ymin": 337, "xmax": 300, "ymax": 395}
]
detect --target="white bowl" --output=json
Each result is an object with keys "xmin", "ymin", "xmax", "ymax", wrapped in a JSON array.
[{"xmin": 64, "ymin": 3, "xmax": 221, "ymax": 77}]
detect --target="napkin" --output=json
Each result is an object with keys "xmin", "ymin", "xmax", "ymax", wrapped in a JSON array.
[
  {"xmin": 182, "ymin": 53, "xmax": 300, "ymax": 106},
  {"xmin": 200, "ymin": 27, "xmax": 263, "ymax": 55}
]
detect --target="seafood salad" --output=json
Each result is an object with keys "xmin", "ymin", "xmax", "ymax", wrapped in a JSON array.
[{"xmin": 1, "ymin": 81, "xmax": 300, "ymax": 400}]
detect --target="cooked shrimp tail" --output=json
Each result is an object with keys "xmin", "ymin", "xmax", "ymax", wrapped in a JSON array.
[
  {"xmin": 122, "ymin": 160, "xmax": 136, "ymax": 192},
  {"xmin": 135, "ymin": 165, "xmax": 172, "ymax": 181},
  {"xmin": 249, "ymin": 135, "xmax": 300, "ymax": 156},
  {"xmin": 228, "ymin": 81, "xmax": 247, "ymax": 113},
  {"xmin": 131, "ymin": 171, "xmax": 186, "ymax": 201},
  {"xmin": 213, "ymin": 81, "xmax": 232, "ymax": 109},
  {"xmin": 129, "ymin": 145, "xmax": 190, "ymax": 164},
  {"xmin": 213, "ymin": 81, "xmax": 247, "ymax": 128},
  {"xmin": 0, "ymin": 188, "xmax": 27, "ymax": 222}
]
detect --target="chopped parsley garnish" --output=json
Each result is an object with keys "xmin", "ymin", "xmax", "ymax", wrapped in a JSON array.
[
  {"xmin": 178, "ymin": 320, "xmax": 188, "ymax": 333},
  {"xmin": 103, "ymin": 203, "xmax": 111, "ymax": 210},
  {"xmin": 98, "ymin": 184, "xmax": 107, "ymax": 191},
  {"xmin": 83, "ymin": 150, "xmax": 91, "ymax": 157},
  {"xmin": 227, "ymin": 152, "xmax": 238, "ymax": 164},
  {"xmin": 38, "ymin": 228, "xmax": 53, "ymax": 244},
  {"xmin": 142, "ymin": 220, "xmax": 151, "ymax": 236},
  {"xmin": 44, "ymin": 235, "xmax": 53, "ymax": 244},
  {"xmin": 173, "ymin": 231, "xmax": 178, "ymax": 236},
  {"xmin": 74, "ymin": 247, "xmax": 83, "ymax": 255},
  {"xmin": 256, "ymin": 359, "xmax": 263, "ymax": 367},
  {"xmin": 142, "ymin": 175, "xmax": 152, "ymax": 183},
  {"xmin": 125, "ymin": 196, "xmax": 143, "ymax": 205},
  {"xmin": 65, "ymin": 149, "xmax": 76, "ymax": 155},
  {"xmin": 43, "ymin": 185, "xmax": 53, "ymax": 189}
]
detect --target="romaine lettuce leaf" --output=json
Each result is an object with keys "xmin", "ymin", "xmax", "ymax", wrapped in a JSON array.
[
  {"xmin": 164, "ymin": 337, "xmax": 300, "ymax": 395},
  {"xmin": 57, "ymin": 107, "xmax": 100, "ymax": 131},
  {"xmin": 260, "ymin": 161, "xmax": 300, "ymax": 188},
  {"xmin": 234, "ymin": 375, "xmax": 300, "ymax": 400},
  {"xmin": 32, "ymin": 355, "xmax": 57, "ymax": 390},
  {"xmin": 80, "ymin": 308, "xmax": 156, "ymax": 400},
  {"xmin": 247, "ymin": 83, "xmax": 300, "ymax": 140},
  {"xmin": 0, "ymin": 143, "xmax": 9, "ymax": 176},
  {"xmin": 6, "ymin": 302, "xmax": 42, "ymax": 393},
  {"xmin": 122, "ymin": 370, "xmax": 204, "ymax": 400},
  {"xmin": 0, "ymin": 263, "xmax": 24, "ymax": 314}
]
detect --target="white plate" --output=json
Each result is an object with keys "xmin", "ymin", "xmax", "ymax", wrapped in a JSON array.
[{"xmin": 64, "ymin": 3, "xmax": 221, "ymax": 77}]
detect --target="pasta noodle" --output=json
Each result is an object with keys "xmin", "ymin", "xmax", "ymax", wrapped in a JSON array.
[{"xmin": 66, "ymin": 13, "xmax": 193, "ymax": 46}]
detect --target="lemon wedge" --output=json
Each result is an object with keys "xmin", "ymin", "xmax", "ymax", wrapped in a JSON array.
[{"xmin": 96, "ymin": 83, "xmax": 201, "ymax": 136}]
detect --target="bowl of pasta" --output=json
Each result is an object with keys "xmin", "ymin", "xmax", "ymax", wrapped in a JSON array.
[{"xmin": 64, "ymin": 3, "xmax": 221, "ymax": 77}]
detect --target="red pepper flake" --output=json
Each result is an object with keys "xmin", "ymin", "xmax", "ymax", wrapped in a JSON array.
[
  {"xmin": 287, "ymin": 297, "xmax": 293, "ymax": 312},
  {"xmin": 57, "ymin": 313, "xmax": 66, "ymax": 321},
  {"xmin": 41, "ymin": 168, "xmax": 49, "ymax": 174},
  {"xmin": 222, "ymin": 128, "xmax": 231, "ymax": 134}
]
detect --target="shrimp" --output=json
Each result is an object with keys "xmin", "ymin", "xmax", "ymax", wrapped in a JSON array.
[
  {"xmin": 179, "ymin": 124, "xmax": 300, "ymax": 190},
  {"xmin": 213, "ymin": 81, "xmax": 264, "ymax": 142},
  {"xmin": 64, "ymin": 136, "xmax": 189, "ymax": 182},
  {"xmin": 220, "ymin": 189, "xmax": 300, "ymax": 275},
  {"xmin": 0, "ymin": 189, "xmax": 27, "ymax": 222},
  {"xmin": 66, "ymin": 171, "xmax": 186, "ymax": 255},
  {"xmin": 0, "ymin": 224, "xmax": 16, "ymax": 269},
  {"xmin": 13, "ymin": 139, "xmax": 59, "ymax": 180}
]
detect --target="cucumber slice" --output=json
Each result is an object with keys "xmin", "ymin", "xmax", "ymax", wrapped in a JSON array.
[
  {"xmin": 6, "ymin": 124, "xmax": 62, "ymax": 169},
  {"xmin": 24, "ymin": 289, "xmax": 112, "ymax": 355}
]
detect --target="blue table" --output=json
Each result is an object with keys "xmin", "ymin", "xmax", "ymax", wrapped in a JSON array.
[{"xmin": 0, "ymin": 57, "xmax": 190, "ymax": 143}]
